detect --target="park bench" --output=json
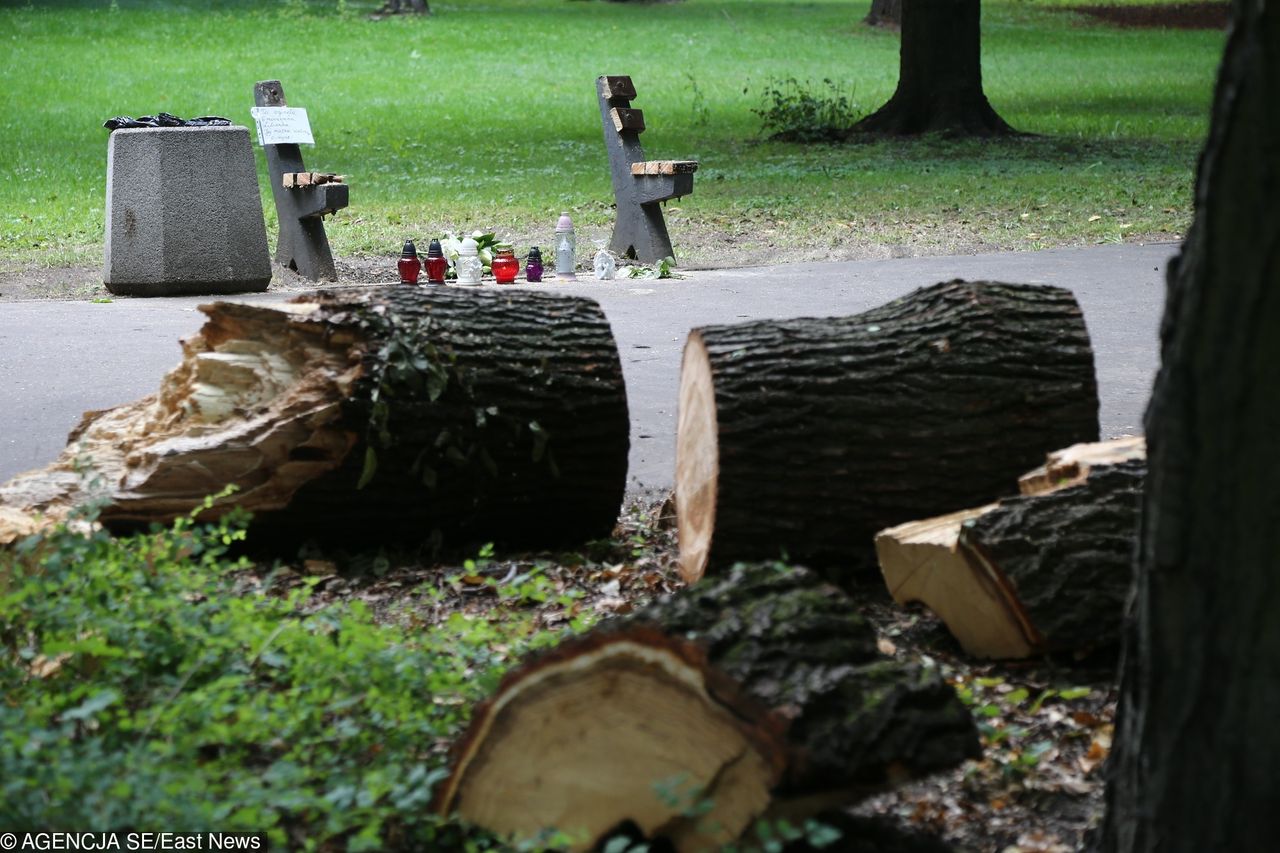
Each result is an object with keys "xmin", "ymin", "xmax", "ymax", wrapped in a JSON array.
[
  {"xmin": 596, "ymin": 75, "xmax": 699, "ymax": 264},
  {"xmin": 253, "ymin": 80, "xmax": 350, "ymax": 281}
]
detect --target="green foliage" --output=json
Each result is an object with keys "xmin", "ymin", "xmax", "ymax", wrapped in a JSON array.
[
  {"xmin": 626, "ymin": 256, "xmax": 680, "ymax": 279},
  {"xmin": 0, "ymin": 507, "xmax": 558, "ymax": 846},
  {"xmin": 350, "ymin": 301, "xmax": 559, "ymax": 499},
  {"xmin": 751, "ymin": 78, "xmax": 863, "ymax": 143}
]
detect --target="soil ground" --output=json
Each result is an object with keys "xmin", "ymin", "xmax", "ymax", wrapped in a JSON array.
[{"xmin": 1069, "ymin": 3, "xmax": 1229, "ymax": 30}]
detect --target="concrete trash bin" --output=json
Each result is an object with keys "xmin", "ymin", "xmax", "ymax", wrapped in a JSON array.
[{"xmin": 103, "ymin": 126, "xmax": 271, "ymax": 296}]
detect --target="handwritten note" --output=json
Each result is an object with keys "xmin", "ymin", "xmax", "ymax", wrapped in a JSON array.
[{"xmin": 250, "ymin": 107, "xmax": 314, "ymax": 146}]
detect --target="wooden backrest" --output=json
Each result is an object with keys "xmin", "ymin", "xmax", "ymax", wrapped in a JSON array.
[{"xmin": 599, "ymin": 75, "xmax": 645, "ymax": 136}]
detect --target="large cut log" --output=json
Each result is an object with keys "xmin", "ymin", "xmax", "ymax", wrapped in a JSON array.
[
  {"xmin": 0, "ymin": 287, "xmax": 629, "ymax": 549},
  {"xmin": 436, "ymin": 563, "xmax": 980, "ymax": 851},
  {"xmin": 676, "ymin": 280, "xmax": 1100, "ymax": 584},
  {"xmin": 876, "ymin": 438, "xmax": 1144, "ymax": 658}
]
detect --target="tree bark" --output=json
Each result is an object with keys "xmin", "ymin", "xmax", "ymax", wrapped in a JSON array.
[
  {"xmin": 1101, "ymin": 2, "xmax": 1280, "ymax": 850},
  {"xmin": 878, "ymin": 439, "xmax": 1145, "ymax": 659},
  {"xmin": 864, "ymin": 0, "xmax": 902, "ymax": 28},
  {"xmin": 676, "ymin": 280, "xmax": 1100, "ymax": 585},
  {"xmin": 0, "ymin": 288, "xmax": 629, "ymax": 551},
  {"xmin": 377, "ymin": 0, "xmax": 430, "ymax": 15},
  {"xmin": 436, "ymin": 563, "xmax": 979, "ymax": 851},
  {"xmin": 854, "ymin": 0, "xmax": 1015, "ymax": 136}
]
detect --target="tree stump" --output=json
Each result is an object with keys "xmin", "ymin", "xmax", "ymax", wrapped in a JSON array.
[
  {"xmin": 675, "ymin": 280, "xmax": 1100, "ymax": 585},
  {"xmin": 0, "ymin": 287, "xmax": 629, "ymax": 550},
  {"xmin": 435, "ymin": 563, "xmax": 979, "ymax": 851},
  {"xmin": 877, "ymin": 438, "xmax": 1145, "ymax": 658}
]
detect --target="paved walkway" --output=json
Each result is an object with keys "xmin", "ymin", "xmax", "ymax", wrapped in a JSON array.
[{"xmin": 0, "ymin": 243, "xmax": 1173, "ymax": 492}]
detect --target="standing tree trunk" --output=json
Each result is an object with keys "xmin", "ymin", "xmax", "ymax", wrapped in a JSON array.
[
  {"xmin": 854, "ymin": 0, "xmax": 1014, "ymax": 136},
  {"xmin": 1101, "ymin": 2, "xmax": 1280, "ymax": 850},
  {"xmin": 378, "ymin": 0, "xmax": 430, "ymax": 14},
  {"xmin": 865, "ymin": 0, "xmax": 902, "ymax": 28}
]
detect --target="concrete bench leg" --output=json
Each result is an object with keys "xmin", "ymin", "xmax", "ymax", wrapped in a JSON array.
[{"xmin": 610, "ymin": 201, "xmax": 676, "ymax": 263}]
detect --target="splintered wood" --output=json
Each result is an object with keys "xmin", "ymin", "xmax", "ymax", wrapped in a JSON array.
[
  {"xmin": 1018, "ymin": 435, "xmax": 1145, "ymax": 495},
  {"xmin": 0, "ymin": 300, "xmax": 357, "ymax": 546},
  {"xmin": 0, "ymin": 288, "xmax": 631, "ymax": 551},
  {"xmin": 877, "ymin": 438, "xmax": 1146, "ymax": 659},
  {"xmin": 630, "ymin": 160, "xmax": 700, "ymax": 176},
  {"xmin": 282, "ymin": 172, "xmax": 346, "ymax": 189}
]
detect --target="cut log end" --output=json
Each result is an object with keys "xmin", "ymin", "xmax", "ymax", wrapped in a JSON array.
[
  {"xmin": 877, "ymin": 506, "xmax": 1040, "ymax": 659},
  {"xmin": 675, "ymin": 331, "xmax": 719, "ymax": 584},
  {"xmin": 878, "ymin": 438, "xmax": 1145, "ymax": 658},
  {"xmin": 439, "ymin": 565, "xmax": 979, "ymax": 849},
  {"xmin": 437, "ymin": 632, "xmax": 781, "ymax": 852},
  {"xmin": 674, "ymin": 280, "xmax": 1100, "ymax": 584}
]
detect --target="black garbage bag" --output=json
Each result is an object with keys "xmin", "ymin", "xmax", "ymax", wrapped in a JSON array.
[
  {"xmin": 103, "ymin": 116, "xmax": 151, "ymax": 130},
  {"xmin": 103, "ymin": 114, "xmax": 233, "ymax": 132}
]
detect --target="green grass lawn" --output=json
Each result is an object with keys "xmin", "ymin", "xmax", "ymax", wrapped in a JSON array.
[{"xmin": 0, "ymin": 0, "xmax": 1226, "ymax": 270}]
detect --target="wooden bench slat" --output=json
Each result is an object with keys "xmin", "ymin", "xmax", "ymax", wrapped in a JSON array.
[
  {"xmin": 600, "ymin": 75, "xmax": 637, "ymax": 101},
  {"xmin": 282, "ymin": 172, "xmax": 345, "ymax": 189},
  {"xmin": 630, "ymin": 160, "xmax": 699, "ymax": 177},
  {"xmin": 610, "ymin": 107, "xmax": 646, "ymax": 134}
]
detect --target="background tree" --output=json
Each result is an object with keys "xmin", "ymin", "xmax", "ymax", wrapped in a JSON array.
[
  {"xmin": 377, "ymin": 0, "xmax": 429, "ymax": 14},
  {"xmin": 1101, "ymin": 1, "xmax": 1280, "ymax": 849},
  {"xmin": 854, "ymin": 0, "xmax": 1013, "ymax": 136},
  {"xmin": 865, "ymin": 0, "xmax": 901, "ymax": 28}
]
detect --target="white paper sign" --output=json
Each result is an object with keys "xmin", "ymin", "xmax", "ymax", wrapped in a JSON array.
[{"xmin": 250, "ymin": 106, "xmax": 314, "ymax": 146}]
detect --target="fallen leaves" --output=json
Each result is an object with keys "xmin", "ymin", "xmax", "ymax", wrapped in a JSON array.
[{"xmin": 857, "ymin": 600, "xmax": 1117, "ymax": 851}]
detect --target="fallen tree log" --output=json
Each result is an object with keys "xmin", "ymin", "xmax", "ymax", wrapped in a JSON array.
[
  {"xmin": 876, "ymin": 438, "xmax": 1144, "ymax": 658},
  {"xmin": 0, "ymin": 287, "xmax": 629, "ymax": 550},
  {"xmin": 436, "ymin": 563, "xmax": 979, "ymax": 851},
  {"xmin": 676, "ymin": 280, "xmax": 1100, "ymax": 584}
]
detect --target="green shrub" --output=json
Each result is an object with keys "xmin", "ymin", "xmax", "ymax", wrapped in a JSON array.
[
  {"xmin": 751, "ymin": 78, "xmax": 864, "ymax": 143},
  {"xmin": 0, "ymin": 502, "xmax": 561, "ymax": 848}
]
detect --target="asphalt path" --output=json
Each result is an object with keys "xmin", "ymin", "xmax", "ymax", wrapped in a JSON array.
[{"xmin": 0, "ymin": 243, "xmax": 1172, "ymax": 494}]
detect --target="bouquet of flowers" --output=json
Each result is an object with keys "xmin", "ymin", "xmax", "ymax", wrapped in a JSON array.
[{"xmin": 439, "ymin": 230, "xmax": 499, "ymax": 278}]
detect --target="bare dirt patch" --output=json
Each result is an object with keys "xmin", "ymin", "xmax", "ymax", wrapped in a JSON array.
[{"xmin": 1070, "ymin": 3, "xmax": 1229, "ymax": 30}]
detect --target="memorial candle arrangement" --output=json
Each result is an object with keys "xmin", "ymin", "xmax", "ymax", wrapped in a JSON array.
[{"xmin": 398, "ymin": 240, "xmax": 421, "ymax": 285}]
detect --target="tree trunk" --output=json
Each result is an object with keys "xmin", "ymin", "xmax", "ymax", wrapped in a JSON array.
[
  {"xmin": 1101, "ymin": 2, "xmax": 1280, "ymax": 850},
  {"xmin": 854, "ymin": 0, "xmax": 1015, "ymax": 136},
  {"xmin": 878, "ymin": 438, "xmax": 1144, "ymax": 659},
  {"xmin": 864, "ymin": 0, "xmax": 902, "ymax": 28},
  {"xmin": 675, "ymin": 280, "xmax": 1100, "ymax": 585},
  {"xmin": 0, "ymin": 288, "xmax": 629, "ymax": 551},
  {"xmin": 378, "ymin": 0, "xmax": 430, "ymax": 14},
  {"xmin": 436, "ymin": 563, "xmax": 979, "ymax": 851}
]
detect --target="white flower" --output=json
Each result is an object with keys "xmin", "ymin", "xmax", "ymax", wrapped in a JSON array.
[{"xmin": 440, "ymin": 234, "xmax": 463, "ymax": 265}]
